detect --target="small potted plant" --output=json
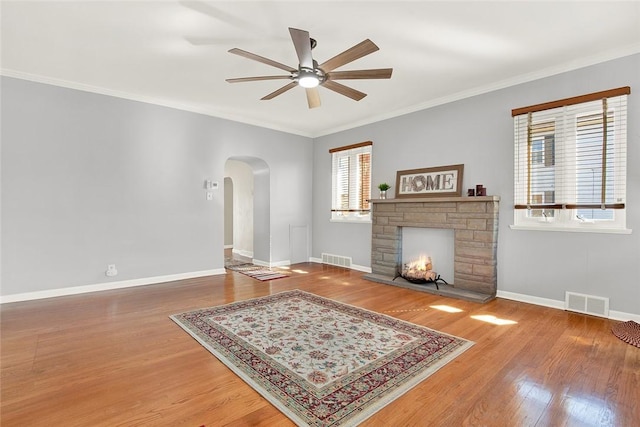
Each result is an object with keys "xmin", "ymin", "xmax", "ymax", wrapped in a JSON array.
[{"xmin": 378, "ymin": 183, "xmax": 391, "ymax": 199}]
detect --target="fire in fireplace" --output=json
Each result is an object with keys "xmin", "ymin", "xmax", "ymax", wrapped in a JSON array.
[{"xmin": 394, "ymin": 255, "xmax": 449, "ymax": 289}]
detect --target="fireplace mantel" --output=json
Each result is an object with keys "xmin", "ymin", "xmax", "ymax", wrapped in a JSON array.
[
  {"xmin": 365, "ymin": 196, "xmax": 500, "ymax": 303},
  {"xmin": 370, "ymin": 196, "xmax": 499, "ymax": 204}
]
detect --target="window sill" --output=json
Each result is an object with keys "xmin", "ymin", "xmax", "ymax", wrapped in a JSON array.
[
  {"xmin": 330, "ymin": 218, "xmax": 372, "ymax": 224},
  {"xmin": 510, "ymin": 224, "xmax": 632, "ymax": 234}
]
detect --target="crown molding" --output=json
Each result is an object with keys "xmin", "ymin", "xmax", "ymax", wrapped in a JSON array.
[
  {"xmin": 3, "ymin": 44, "xmax": 638, "ymax": 139},
  {"xmin": 0, "ymin": 69, "xmax": 314, "ymax": 138},
  {"xmin": 314, "ymin": 44, "xmax": 640, "ymax": 138}
]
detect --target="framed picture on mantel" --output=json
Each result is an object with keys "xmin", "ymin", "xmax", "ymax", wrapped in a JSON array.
[{"xmin": 395, "ymin": 164, "xmax": 464, "ymax": 198}]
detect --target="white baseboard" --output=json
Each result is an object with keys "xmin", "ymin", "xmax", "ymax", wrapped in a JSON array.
[
  {"xmin": 0, "ymin": 268, "xmax": 226, "ymax": 304},
  {"xmin": 351, "ymin": 264, "xmax": 372, "ymax": 273},
  {"xmin": 609, "ymin": 310, "xmax": 640, "ymax": 322},
  {"xmin": 232, "ymin": 249, "xmax": 253, "ymax": 258},
  {"xmin": 271, "ymin": 260, "xmax": 291, "ymax": 268},
  {"xmin": 496, "ymin": 290, "xmax": 640, "ymax": 322},
  {"xmin": 253, "ymin": 259, "xmax": 291, "ymax": 268},
  {"xmin": 308, "ymin": 257, "xmax": 372, "ymax": 274},
  {"xmin": 224, "ymin": 244, "xmax": 233, "ymax": 249},
  {"xmin": 496, "ymin": 290, "xmax": 565, "ymax": 310}
]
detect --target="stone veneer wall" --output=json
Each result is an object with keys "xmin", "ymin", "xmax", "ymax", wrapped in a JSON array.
[{"xmin": 371, "ymin": 196, "xmax": 499, "ymax": 296}]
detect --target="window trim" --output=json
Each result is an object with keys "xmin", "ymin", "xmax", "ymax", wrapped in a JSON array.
[
  {"xmin": 512, "ymin": 87, "xmax": 630, "ymax": 233},
  {"xmin": 329, "ymin": 141, "xmax": 372, "ymax": 223},
  {"xmin": 511, "ymin": 86, "xmax": 630, "ymax": 116},
  {"xmin": 509, "ymin": 223, "xmax": 632, "ymax": 234}
]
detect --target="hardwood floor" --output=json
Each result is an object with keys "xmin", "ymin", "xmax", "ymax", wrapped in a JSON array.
[{"xmin": 1, "ymin": 261, "xmax": 638, "ymax": 426}]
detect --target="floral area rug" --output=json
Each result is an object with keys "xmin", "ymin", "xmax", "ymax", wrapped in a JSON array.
[
  {"xmin": 225, "ymin": 262, "xmax": 290, "ymax": 281},
  {"xmin": 171, "ymin": 290, "xmax": 473, "ymax": 426}
]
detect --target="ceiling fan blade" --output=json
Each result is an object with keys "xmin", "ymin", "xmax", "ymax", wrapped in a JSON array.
[
  {"xmin": 322, "ymin": 80, "xmax": 367, "ymax": 101},
  {"xmin": 306, "ymin": 88, "xmax": 321, "ymax": 109},
  {"xmin": 319, "ymin": 39, "xmax": 379, "ymax": 72},
  {"xmin": 327, "ymin": 68, "xmax": 393, "ymax": 80},
  {"xmin": 226, "ymin": 75, "xmax": 292, "ymax": 83},
  {"xmin": 261, "ymin": 82, "xmax": 298, "ymax": 100},
  {"xmin": 289, "ymin": 27, "xmax": 314, "ymax": 69},
  {"xmin": 229, "ymin": 48, "xmax": 296, "ymax": 73}
]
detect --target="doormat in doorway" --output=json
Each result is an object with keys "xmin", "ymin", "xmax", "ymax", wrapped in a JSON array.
[
  {"xmin": 225, "ymin": 263, "xmax": 290, "ymax": 281},
  {"xmin": 171, "ymin": 290, "xmax": 473, "ymax": 426}
]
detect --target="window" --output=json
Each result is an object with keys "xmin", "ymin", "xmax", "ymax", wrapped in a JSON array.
[
  {"xmin": 330, "ymin": 141, "xmax": 372, "ymax": 221},
  {"xmin": 512, "ymin": 87, "xmax": 630, "ymax": 232}
]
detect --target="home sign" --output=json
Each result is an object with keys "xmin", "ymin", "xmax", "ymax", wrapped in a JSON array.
[{"xmin": 395, "ymin": 164, "xmax": 464, "ymax": 198}]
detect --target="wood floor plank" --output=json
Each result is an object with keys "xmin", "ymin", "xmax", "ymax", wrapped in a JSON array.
[{"xmin": 1, "ymin": 260, "xmax": 638, "ymax": 426}]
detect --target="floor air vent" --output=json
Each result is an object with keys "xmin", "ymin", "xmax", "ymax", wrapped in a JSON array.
[
  {"xmin": 321, "ymin": 253, "xmax": 352, "ymax": 268},
  {"xmin": 565, "ymin": 292, "xmax": 609, "ymax": 318}
]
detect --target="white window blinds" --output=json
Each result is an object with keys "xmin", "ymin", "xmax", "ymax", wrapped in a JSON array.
[
  {"xmin": 330, "ymin": 141, "xmax": 372, "ymax": 221},
  {"xmin": 513, "ymin": 87, "xmax": 629, "ymax": 230}
]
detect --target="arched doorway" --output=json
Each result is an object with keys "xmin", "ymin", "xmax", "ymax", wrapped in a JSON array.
[
  {"xmin": 224, "ymin": 177, "xmax": 233, "ymax": 249},
  {"xmin": 224, "ymin": 157, "xmax": 270, "ymax": 265}
]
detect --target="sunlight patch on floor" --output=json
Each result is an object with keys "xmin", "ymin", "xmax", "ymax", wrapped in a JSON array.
[
  {"xmin": 517, "ymin": 378, "xmax": 552, "ymax": 406},
  {"xmin": 471, "ymin": 314, "xmax": 517, "ymax": 325},
  {"xmin": 564, "ymin": 394, "xmax": 615, "ymax": 426},
  {"xmin": 430, "ymin": 305, "xmax": 463, "ymax": 313}
]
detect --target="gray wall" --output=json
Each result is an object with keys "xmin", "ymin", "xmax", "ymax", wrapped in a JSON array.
[
  {"xmin": 2, "ymin": 55, "xmax": 638, "ymax": 316},
  {"xmin": 1, "ymin": 77, "xmax": 313, "ymax": 296},
  {"xmin": 312, "ymin": 54, "xmax": 640, "ymax": 316}
]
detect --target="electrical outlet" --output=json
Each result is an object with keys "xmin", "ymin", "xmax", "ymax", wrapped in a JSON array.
[
  {"xmin": 106, "ymin": 264, "xmax": 118, "ymax": 277},
  {"xmin": 206, "ymin": 192, "xmax": 213, "ymax": 201}
]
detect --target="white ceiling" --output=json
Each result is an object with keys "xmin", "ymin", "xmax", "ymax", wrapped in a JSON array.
[{"xmin": 2, "ymin": 1, "xmax": 639, "ymax": 137}]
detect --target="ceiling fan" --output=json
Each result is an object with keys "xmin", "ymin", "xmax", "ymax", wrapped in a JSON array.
[{"xmin": 226, "ymin": 27, "xmax": 393, "ymax": 109}]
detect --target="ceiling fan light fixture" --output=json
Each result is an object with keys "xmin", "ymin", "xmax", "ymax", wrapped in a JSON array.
[
  {"xmin": 299, "ymin": 76, "xmax": 319, "ymax": 88},
  {"xmin": 297, "ymin": 69, "xmax": 320, "ymax": 88}
]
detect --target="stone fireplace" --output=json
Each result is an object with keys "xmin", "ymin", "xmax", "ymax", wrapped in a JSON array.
[{"xmin": 364, "ymin": 196, "xmax": 499, "ymax": 303}]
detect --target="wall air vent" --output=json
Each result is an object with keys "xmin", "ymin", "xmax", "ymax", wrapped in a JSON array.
[
  {"xmin": 321, "ymin": 253, "xmax": 352, "ymax": 268},
  {"xmin": 565, "ymin": 292, "xmax": 609, "ymax": 318}
]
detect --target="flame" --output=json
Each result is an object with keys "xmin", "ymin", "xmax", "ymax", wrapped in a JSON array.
[
  {"xmin": 402, "ymin": 255, "xmax": 436, "ymax": 280},
  {"xmin": 405, "ymin": 255, "xmax": 432, "ymax": 271}
]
